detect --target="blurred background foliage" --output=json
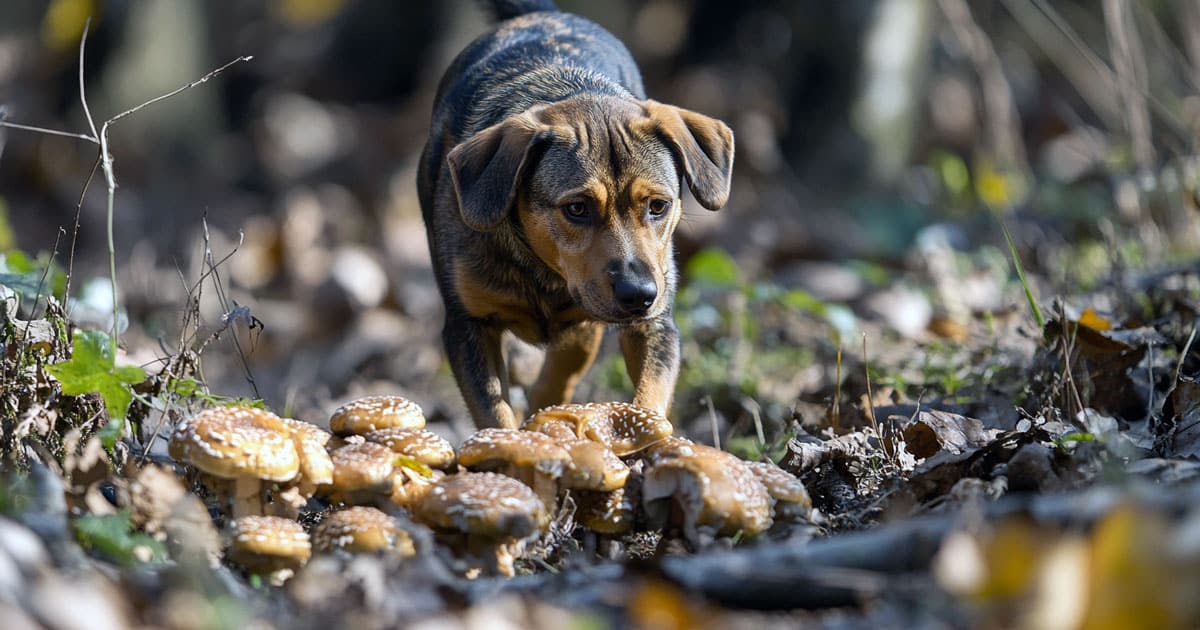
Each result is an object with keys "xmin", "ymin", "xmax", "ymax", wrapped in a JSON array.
[{"xmin": 2, "ymin": 0, "xmax": 1200, "ymax": 433}]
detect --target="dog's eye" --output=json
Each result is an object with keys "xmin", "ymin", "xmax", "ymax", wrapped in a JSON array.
[
  {"xmin": 562, "ymin": 202, "xmax": 590, "ymax": 222},
  {"xmin": 648, "ymin": 199, "xmax": 672, "ymax": 217}
]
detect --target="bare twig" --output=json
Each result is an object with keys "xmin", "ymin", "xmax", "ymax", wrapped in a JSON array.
[
  {"xmin": 832, "ymin": 346, "xmax": 843, "ymax": 432},
  {"xmin": 0, "ymin": 121, "xmax": 96, "ymax": 143},
  {"xmin": 0, "ymin": 18, "xmax": 251, "ymax": 356},
  {"xmin": 78, "ymin": 18, "xmax": 99, "ymax": 141},
  {"xmin": 63, "ymin": 157, "xmax": 102, "ymax": 301},
  {"xmin": 861, "ymin": 333, "xmax": 880, "ymax": 437},
  {"xmin": 705, "ymin": 396, "xmax": 721, "ymax": 450},
  {"xmin": 1175, "ymin": 325, "xmax": 1198, "ymax": 383}
]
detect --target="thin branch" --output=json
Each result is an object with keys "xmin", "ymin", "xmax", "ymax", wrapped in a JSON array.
[
  {"xmin": 63, "ymin": 157, "xmax": 101, "ymax": 301},
  {"xmin": 0, "ymin": 120, "xmax": 97, "ymax": 143},
  {"xmin": 104, "ymin": 55, "xmax": 253, "ymax": 128},
  {"xmin": 79, "ymin": 17, "xmax": 99, "ymax": 141}
]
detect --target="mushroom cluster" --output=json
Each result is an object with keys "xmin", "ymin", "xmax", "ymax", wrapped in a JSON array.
[{"xmin": 168, "ymin": 396, "xmax": 813, "ymax": 582}]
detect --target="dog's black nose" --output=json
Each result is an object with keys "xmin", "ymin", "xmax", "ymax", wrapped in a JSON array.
[{"xmin": 612, "ymin": 276, "xmax": 658, "ymax": 315}]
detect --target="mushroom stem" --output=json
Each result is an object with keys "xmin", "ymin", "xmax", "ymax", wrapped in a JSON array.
[
  {"xmin": 531, "ymin": 473, "xmax": 558, "ymax": 515},
  {"xmin": 230, "ymin": 476, "xmax": 264, "ymax": 519}
]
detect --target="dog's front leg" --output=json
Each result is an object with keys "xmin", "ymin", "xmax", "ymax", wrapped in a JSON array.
[
  {"xmin": 619, "ymin": 314, "xmax": 681, "ymax": 415},
  {"xmin": 443, "ymin": 315, "xmax": 518, "ymax": 429},
  {"xmin": 528, "ymin": 321, "xmax": 605, "ymax": 413}
]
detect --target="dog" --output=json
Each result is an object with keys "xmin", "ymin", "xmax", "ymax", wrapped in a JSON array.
[{"xmin": 418, "ymin": 0, "xmax": 734, "ymax": 429}]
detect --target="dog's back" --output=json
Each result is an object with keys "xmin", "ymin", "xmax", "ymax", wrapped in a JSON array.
[{"xmin": 419, "ymin": 0, "xmax": 645, "ymax": 213}]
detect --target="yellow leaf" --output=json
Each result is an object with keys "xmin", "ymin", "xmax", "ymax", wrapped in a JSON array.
[{"xmin": 1077, "ymin": 308, "xmax": 1113, "ymax": 332}]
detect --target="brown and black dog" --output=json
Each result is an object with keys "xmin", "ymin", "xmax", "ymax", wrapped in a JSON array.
[{"xmin": 418, "ymin": 0, "xmax": 734, "ymax": 429}]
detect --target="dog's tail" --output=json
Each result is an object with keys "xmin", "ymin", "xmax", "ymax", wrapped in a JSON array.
[{"xmin": 480, "ymin": 0, "xmax": 558, "ymax": 21}]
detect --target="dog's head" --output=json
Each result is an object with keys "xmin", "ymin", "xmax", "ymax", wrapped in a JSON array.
[{"xmin": 447, "ymin": 96, "xmax": 734, "ymax": 323}]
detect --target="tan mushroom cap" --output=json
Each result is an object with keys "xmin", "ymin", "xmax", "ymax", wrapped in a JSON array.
[
  {"xmin": 365, "ymin": 427, "xmax": 456, "ymax": 470},
  {"xmin": 327, "ymin": 442, "xmax": 396, "ymax": 498},
  {"xmin": 170, "ymin": 407, "xmax": 299, "ymax": 482},
  {"xmin": 312, "ymin": 507, "xmax": 415, "ymax": 556},
  {"xmin": 643, "ymin": 435, "xmax": 698, "ymax": 465},
  {"xmin": 414, "ymin": 472, "xmax": 548, "ymax": 539},
  {"xmin": 745, "ymin": 461, "xmax": 812, "ymax": 512},
  {"xmin": 329, "ymin": 395, "xmax": 425, "ymax": 436},
  {"xmin": 281, "ymin": 417, "xmax": 334, "ymax": 486},
  {"xmin": 559, "ymin": 439, "xmax": 629, "ymax": 491},
  {"xmin": 228, "ymin": 515, "xmax": 311, "ymax": 573},
  {"xmin": 458, "ymin": 428, "xmax": 570, "ymax": 477},
  {"xmin": 642, "ymin": 442, "xmax": 773, "ymax": 539},
  {"xmin": 525, "ymin": 402, "xmax": 673, "ymax": 456},
  {"xmin": 575, "ymin": 487, "xmax": 636, "ymax": 535}
]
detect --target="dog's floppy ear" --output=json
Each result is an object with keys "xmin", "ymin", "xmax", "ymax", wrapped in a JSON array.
[
  {"xmin": 447, "ymin": 110, "xmax": 553, "ymax": 231},
  {"xmin": 642, "ymin": 100, "xmax": 735, "ymax": 210}
]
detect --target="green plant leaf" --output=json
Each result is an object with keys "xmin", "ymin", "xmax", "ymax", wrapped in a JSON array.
[
  {"xmin": 73, "ymin": 511, "xmax": 166, "ymax": 566},
  {"xmin": 0, "ymin": 250, "xmax": 67, "ymax": 302},
  {"xmin": 685, "ymin": 248, "xmax": 740, "ymax": 288},
  {"xmin": 45, "ymin": 330, "xmax": 146, "ymax": 419}
]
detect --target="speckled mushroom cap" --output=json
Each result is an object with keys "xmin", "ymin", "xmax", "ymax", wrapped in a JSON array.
[
  {"xmin": 281, "ymin": 417, "xmax": 334, "ymax": 486},
  {"xmin": 522, "ymin": 404, "xmax": 603, "ymax": 439},
  {"xmin": 745, "ymin": 461, "xmax": 812, "ymax": 512},
  {"xmin": 228, "ymin": 515, "xmax": 311, "ymax": 572},
  {"xmin": 169, "ymin": 407, "xmax": 300, "ymax": 482},
  {"xmin": 414, "ymin": 472, "xmax": 548, "ymax": 539},
  {"xmin": 642, "ymin": 442, "xmax": 773, "ymax": 539},
  {"xmin": 328, "ymin": 442, "xmax": 397, "ymax": 495},
  {"xmin": 588, "ymin": 403, "xmax": 673, "ymax": 456},
  {"xmin": 365, "ymin": 428, "xmax": 456, "ymax": 470},
  {"xmin": 524, "ymin": 403, "xmax": 673, "ymax": 457},
  {"xmin": 559, "ymin": 439, "xmax": 629, "ymax": 491},
  {"xmin": 575, "ymin": 487, "xmax": 636, "ymax": 535},
  {"xmin": 312, "ymin": 506, "xmax": 415, "ymax": 556},
  {"xmin": 458, "ymin": 428, "xmax": 570, "ymax": 478},
  {"xmin": 329, "ymin": 396, "xmax": 425, "ymax": 436},
  {"xmin": 642, "ymin": 435, "xmax": 697, "ymax": 465}
]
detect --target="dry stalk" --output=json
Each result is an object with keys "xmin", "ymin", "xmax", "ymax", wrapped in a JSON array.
[
  {"xmin": 937, "ymin": 0, "xmax": 1029, "ymax": 176},
  {"xmin": 1102, "ymin": 0, "xmax": 1155, "ymax": 177}
]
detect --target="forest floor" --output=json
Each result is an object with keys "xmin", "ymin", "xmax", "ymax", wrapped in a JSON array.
[{"xmin": 5, "ymin": 201, "xmax": 1200, "ymax": 630}]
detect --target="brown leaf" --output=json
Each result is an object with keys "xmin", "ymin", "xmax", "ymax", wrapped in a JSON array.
[{"xmin": 903, "ymin": 410, "xmax": 994, "ymax": 458}]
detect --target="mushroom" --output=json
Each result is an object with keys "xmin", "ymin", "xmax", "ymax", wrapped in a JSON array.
[
  {"xmin": 558, "ymin": 439, "xmax": 629, "ymax": 492},
  {"xmin": 312, "ymin": 506, "xmax": 415, "ymax": 557},
  {"xmin": 524, "ymin": 402, "xmax": 673, "ymax": 456},
  {"xmin": 274, "ymin": 417, "xmax": 335, "ymax": 517},
  {"xmin": 323, "ymin": 442, "xmax": 397, "ymax": 506},
  {"xmin": 641, "ymin": 441, "xmax": 773, "ymax": 546},
  {"xmin": 744, "ymin": 461, "xmax": 813, "ymax": 522},
  {"xmin": 364, "ymin": 427, "xmax": 456, "ymax": 470},
  {"xmin": 227, "ymin": 515, "xmax": 311, "ymax": 584},
  {"xmin": 413, "ymin": 472, "xmax": 548, "ymax": 577},
  {"xmin": 329, "ymin": 395, "xmax": 425, "ymax": 437},
  {"xmin": 457, "ymin": 428, "xmax": 570, "ymax": 509},
  {"xmin": 574, "ymin": 483, "xmax": 640, "ymax": 560},
  {"xmin": 575, "ymin": 486, "xmax": 637, "ymax": 536},
  {"xmin": 389, "ymin": 464, "xmax": 445, "ymax": 511},
  {"xmin": 169, "ymin": 407, "xmax": 300, "ymax": 519}
]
